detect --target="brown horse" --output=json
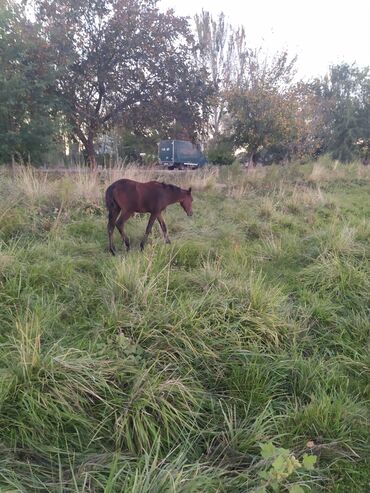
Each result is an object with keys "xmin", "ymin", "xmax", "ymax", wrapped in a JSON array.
[{"xmin": 105, "ymin": 178, "xmax": 193, "ymax": 254}]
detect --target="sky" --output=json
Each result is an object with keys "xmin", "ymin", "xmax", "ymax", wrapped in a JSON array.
[{"xmin": 159, "ymin": 0, "xmax": 370, "ymax": 80}]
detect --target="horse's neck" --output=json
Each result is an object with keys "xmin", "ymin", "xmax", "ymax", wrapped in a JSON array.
[{"xmin": 168, "ymin": 189, "xmax": 184, "ymax": 204}]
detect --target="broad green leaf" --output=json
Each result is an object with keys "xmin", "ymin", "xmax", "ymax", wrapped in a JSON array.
[
  {"xmin": 260, "ymin": 441, "xmax": 276, "ymax": 459},
  {"xmin": 277, "ymin": 446, "xmax": 290, "ymax": 457},
  {"xmin": 272, "ymin": 455, "xmax": 285, "ymax": 472},
  {"xmin": 258, "ymin": 470, "xmax": 270, "ymax": 480},
  {"xmin": 303, "ymin": 453, "xmax": 317, "ymax": 470},
  {"xmin": 289, "ymin": 484, "xmax": 305, "ymax": 493}
]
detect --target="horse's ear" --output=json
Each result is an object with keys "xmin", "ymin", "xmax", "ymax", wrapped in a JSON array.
[{"xmin": 188, "ymin": 187, "xmax": 192, "ymax": 194}]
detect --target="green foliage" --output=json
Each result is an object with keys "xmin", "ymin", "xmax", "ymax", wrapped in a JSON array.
[
  {"xmin": 2, "ymin": 0, "xmax": 370, "ymax": 168},
  {"xmin": 254, "ymin": 441, "xmax": 315, "ymax": 493},
  {"xmin": 32, "ymin": 0, "xmax": 213, "ymax": 165},
  {"xmin": 207, "ymin": 137, "xmax": 235, "ymax": 165},
  {"xmin": 223, "ymin": 49, "xmax": 298, "ymax": 164},
  {"xmin": 116, "ymin": 129, "xmax": 159, "ymax": 163},
  {"xmin": 315, "ymin": 64, "xmax": 370, "ymax": 162},
  {"xmin": 0, "ymin": 2, "xmax": 60, "ymax": 164}
]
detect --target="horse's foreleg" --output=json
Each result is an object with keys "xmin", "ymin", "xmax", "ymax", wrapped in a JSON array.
[
  {"xmin": 157, "ymin": 214, "xmax": 171, "ymax": 244},
  {"xmin": 116, "ymin": 211, "xmax": 132, "ymax": 251},
  {"xmin": 140, "ymin": 213, "xmax": 157, "ymax": 251}
]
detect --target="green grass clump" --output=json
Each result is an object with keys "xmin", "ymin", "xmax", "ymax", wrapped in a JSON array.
[{"xmin": 0, "ymin": 161, "xmax": 369, "ymax": 491}]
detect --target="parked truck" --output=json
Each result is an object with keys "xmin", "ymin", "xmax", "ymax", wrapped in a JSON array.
[{"xmin": 158, "ymin": 140, "xmax": 207, "ymax": 169}]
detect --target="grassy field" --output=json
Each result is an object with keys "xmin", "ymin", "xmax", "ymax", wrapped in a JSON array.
[{"xmin": 0, "ymin": 160, "xmax": 369, "ymax": 492}]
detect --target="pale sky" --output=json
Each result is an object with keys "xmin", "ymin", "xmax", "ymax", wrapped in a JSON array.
[{"xmin": 159, "ymin": 0, "xmax": 370, "ymax": 80}]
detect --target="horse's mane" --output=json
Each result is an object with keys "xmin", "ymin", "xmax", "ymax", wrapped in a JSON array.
[{"xmin": 160, "ymin": 182, "xmax": 182, "ymax": 193}]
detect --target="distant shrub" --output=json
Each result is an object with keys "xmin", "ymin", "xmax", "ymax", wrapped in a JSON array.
[{"xmin": 207, "ymin": 139, "xmax": 235, "ymax": 165}]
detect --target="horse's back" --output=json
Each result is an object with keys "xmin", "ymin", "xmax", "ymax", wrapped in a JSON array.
[
  {"xmin": 108, "ymin": 178, "xmax": 136, "ymax": 190},
  {"xmin": 108, "ymin": 179, "xmax": 159, "ymax": 191},
  {"xmin": 107, "ymin": 179, "xmax": 164, "ymax": 213}
]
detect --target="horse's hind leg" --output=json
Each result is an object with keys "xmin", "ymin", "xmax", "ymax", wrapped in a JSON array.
[
  {"xmin": 107, "ymin": 205, "xmax": 120, "ymax": 255},
  {"xmin": 157, "ymin": 214, "xmax": 171, "ymax": 244},
  {"xmin": 115, "ymin": 211, "xmax": 132, "ymax": 251}
]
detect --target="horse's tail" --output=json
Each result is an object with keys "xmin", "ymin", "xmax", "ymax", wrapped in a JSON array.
[
  {"xmin": 105, "ymin": 184, "xmax": 121, "ymax": 255},
  {"xmin": 105, "ymin": 185, "xmax": 117, "ymax": 211},
  {"xmin": 105, "ymin": 184, "xmax": 119, "ymax": 214}
]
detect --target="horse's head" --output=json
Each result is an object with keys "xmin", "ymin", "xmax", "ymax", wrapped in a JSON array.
[{"xmin": 180, "ymin": 187, "xmax": 193, "ymax": 216}]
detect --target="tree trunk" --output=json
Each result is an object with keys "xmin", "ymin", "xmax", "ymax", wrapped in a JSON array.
[
  {"xmin": 249, "ymin": 150, "xmax": 257, "ymax": 167},
  {"xmin": 85, "ymin": 133, "xmax": 97, "ymax": 169},
  {"xmin": 73, "ymin": 126, "xmax": 97, "ymax": 169}
]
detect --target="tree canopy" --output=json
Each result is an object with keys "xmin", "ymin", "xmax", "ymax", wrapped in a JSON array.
[
  {"xmin": 322, "ymin": 64, "xmax": 370, "ymax": 162},
  {"xmin": 0, "ymin": 2, "xmax": 369, "ymax": 166},
  {"xmin": 0, "ymin": 2, "xmax": 60, "ymax": 163},
  {"xmin": 32, "ymin": 0, "xmax": 212, "ymax": 166}
]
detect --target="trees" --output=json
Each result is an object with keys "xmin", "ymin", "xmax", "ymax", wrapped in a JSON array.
[
  {"xmin": 2, "ymin": 1, "xmax": 369, "ymax": 167},
  {"xmin": 194, "ymin": 10, "xmax": 249, "ymax": 138},
  {"xmin": 313, "ymin": 64, "xmax": 370, "ymax": 162},
  {"xmin": 226, "ymin": 50, "xmax": 297, "ymax": 165},
  {"xmin": 329, "ymin": 64, "xmax": 370, "ymax": 162},
  {"xmin": 282, "ymin": 82, "xmax": 328, "ymax": 162},
  {"xmin": 0, "ymin": 2, "xmax": 59, "ymax": 164},
  {"xmin": 34, "ymin": 0, "xmax": 212, "ymax": 167},
  {"xmin": 227, "ymin": 86, "xmax": 291, "ymax": 165},
  {"xmin": 194, "ymin": 11, "xmax": 298, "ymax": 164}
]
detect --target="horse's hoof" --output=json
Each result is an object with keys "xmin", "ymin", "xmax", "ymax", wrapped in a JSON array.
[{"xmin": 110, "ymin": 247, "xmax": 116, "ymax": 256}]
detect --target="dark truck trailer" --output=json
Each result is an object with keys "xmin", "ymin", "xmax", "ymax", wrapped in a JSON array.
[{"xmin": 158, "ymin": 140, "xmax": 207, "ymax": 169}]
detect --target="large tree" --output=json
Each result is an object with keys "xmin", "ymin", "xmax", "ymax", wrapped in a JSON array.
[
  {"xmin": 34, "ymin": 0, "xmax": 212, "ymax": 166},
  {"xmin": 324, "ymin": 64, "xmax": 370, "ymax": 162},
  {"xmin": 227, "ymin": 86, "xmax": 292, "ymax": 165},
  {"xmin": 307, "ymin": 64, "xmax": 370, "ymax": 163},
  {"xmin": 0, "ymin": 1, "xmax": 59, "ymax": 164},
  {"xmin": 226, "ymin": 50, "xmax": 297, "ymax": 165},
  {"xmin": 281, "ymin": 82, "xmax": 329, "ymax": 162},
  {"xmin": 194, "ymin": 10, "xmax": 248, "ymax": 138}
]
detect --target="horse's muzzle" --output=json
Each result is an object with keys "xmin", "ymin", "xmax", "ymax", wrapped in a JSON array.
[{"xmin": 187, "ymin": 211, "xmax": 193, "ymax": 217}]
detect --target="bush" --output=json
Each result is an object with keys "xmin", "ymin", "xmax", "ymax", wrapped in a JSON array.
[{"xmin": 207, "ymin": 138, "xmax": 235, "ymax": 165}]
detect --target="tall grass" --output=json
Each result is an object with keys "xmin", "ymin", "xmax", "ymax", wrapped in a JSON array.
[{"xmin": 0, "ymin": 160, "xmax": 369, "ymax": 491}]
